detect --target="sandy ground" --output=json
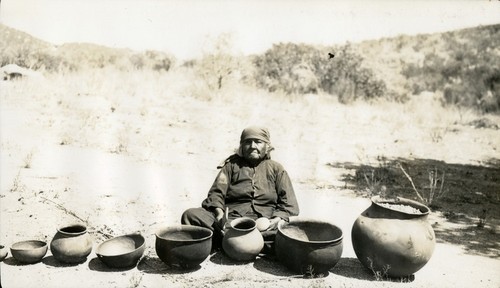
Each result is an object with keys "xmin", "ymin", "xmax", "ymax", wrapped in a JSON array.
[{"xmin": 0, "ymin": 73, "xmax": 499, "ymax": 287}]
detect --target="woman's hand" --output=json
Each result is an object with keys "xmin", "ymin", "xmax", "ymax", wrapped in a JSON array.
[
  {"xmin": 268, "ymin": 216, "xmax": 281, "ymax": 230},
  {"xmin": 214, "ymin": 208, "xmax": 224, "ymax": 221},
  {"xmin": 213, "ymin": 207, "xmax": 227, "ymax": 232}
]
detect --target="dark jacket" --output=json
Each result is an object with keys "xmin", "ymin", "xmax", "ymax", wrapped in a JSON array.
[{"xmin": 202, "ymin": 156, "xmax": 299, "ymax": 220}]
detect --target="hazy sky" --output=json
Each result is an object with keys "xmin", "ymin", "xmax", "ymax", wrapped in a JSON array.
[{"xmin": 1, "ymin": 0, "xmax": 499, "ymax": 59}]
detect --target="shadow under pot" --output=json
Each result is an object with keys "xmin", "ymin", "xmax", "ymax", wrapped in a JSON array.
[{"xmin": 50, "ymin": 224, "xmax": 93, "ymax": 264}]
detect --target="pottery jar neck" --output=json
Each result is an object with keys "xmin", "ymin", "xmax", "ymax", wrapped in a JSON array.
[
  {"xmin": 368, "ymin": 197, "xmax": 430, "ymax": 220},
  {"xmin": 229, "ymin": 218, "xmax": 257, "ymax": 233},
  {"xmin": 57, "ymin": 224, "xmax": 88, "ymax": 236}
]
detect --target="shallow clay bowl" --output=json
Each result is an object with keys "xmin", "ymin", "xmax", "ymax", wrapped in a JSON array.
[
  {"xmin": 10, "ymin": 240, "xmax": 48, "ymax": 264},
  {"xmin": 155, "ymin": 225, "xmax": 213, "ymax": 268},
  {"xmin": 96, "ymin": 234, "xmax": 145, "ymax": 268}
]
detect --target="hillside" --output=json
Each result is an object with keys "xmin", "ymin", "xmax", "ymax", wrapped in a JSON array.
[
  {"xmin": 0, "ymin": 24, "xmax": 173, "ymax": 71},
  {"xmin": 357, "ymin": 24, "xmax": 500, "ymax": 103},
  {"xmin": 1, "ymin": 23, "xmax": 499, "ymax": 112}
]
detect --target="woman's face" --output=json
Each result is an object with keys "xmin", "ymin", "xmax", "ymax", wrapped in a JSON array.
[{"xmin": 241, "ymin": 139, "xmax": 268, "ymax": 162}]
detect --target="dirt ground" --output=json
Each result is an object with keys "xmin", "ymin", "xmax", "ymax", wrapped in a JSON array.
[{"xmin": 0, "ymin": 73, "xmax": 499, "ymax": 288}]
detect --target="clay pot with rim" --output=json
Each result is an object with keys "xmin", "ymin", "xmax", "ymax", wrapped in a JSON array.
[
  {"xmin": 96, "ymin": 233, "xmax": 145, "ymax": 268},
  {"xmin": 351, "ymin": 196, "xmax": 436, "ymax": 277},
  {"xmin": 155, "ymin": 225, "xmax": 213, "ymax": 268},
  {"xmin": 275, "ymin": 218, "xmax": 343, "ymax": 275},
  {"xmin": 50, "ymin": 224, "xmax": 93, "ymax": 264},
  {"xmin": 10, "ymin": 240, "xmax": 48, "ymax": 264},
  {"xmin": 222, "ymin": 217, "xmax": 264, "ymax": 261}
]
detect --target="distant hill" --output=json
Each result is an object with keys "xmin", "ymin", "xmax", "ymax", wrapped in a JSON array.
[
  {"xmin": 0, "ymin": 23, "xmax": 53, "ymax": 51},
  {"xmin": 0, "ymin": 24, "xmax": 173, "ymax": 71},
  {"xmin": 355, "ymin": 24, "xmax": 500, "ymax": 103},
  {"xmin": 0, "ymin": 24, "xmax": 56, "ymax": 69},
  {"xmin": 250, "ymin": 23, "xmax": 499, "ymax": 111},
  {"xmin": 1, "ymin": 23, "xmax": 498, "ymax": 112}
]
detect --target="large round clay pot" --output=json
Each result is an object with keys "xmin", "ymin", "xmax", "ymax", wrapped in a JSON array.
[
  {"xmin": 222, "ymin": 217, "xmax": 264, "ymax": 261},
  {"xmin": 155, "ymin": 225, "xmax": 213, "ymax": 269},
  {"xmin": 275, "ymin": 218, "xmax": 343, "ymax": 275},
  {"xmin": 50, "ymin": 224, "xmax": 93, "ymax": 264},
  {"xmin": 351, "ymin": 196, "xmax": 436, "ymax": 277}
]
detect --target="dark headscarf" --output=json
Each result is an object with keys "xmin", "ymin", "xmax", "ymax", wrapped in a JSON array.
[{"xmin": 240, "ymin": 126, "xmax": 271, "ymax": 143}]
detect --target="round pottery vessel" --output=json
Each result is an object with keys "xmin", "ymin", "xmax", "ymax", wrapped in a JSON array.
[
  {"xmin": 255, "ymin": 217, "xmax": 271, "ymax": 232},
  {"xmin": 10, "ymin": 240, "xmax": 48, "ymax": 264},
  {"xmin": 50, "ymin": 224, "xmax": 93, "ymax": 264},
  {"xmin": 351, "ymin": 196, "xmax": 436, "ymax": 277},
  {"xmin": 96, "ymin": 234, "xmax": 145, "ymax": 268},
  {"xmin": 222, "ymin": 217, "xmax": 264, "ymax": 261},
  {"xmin": 155, "ymin": 225, "xmax": 212, "ymax": 268},
  {"xmin": 275, "ymin": 218, "xmax": 343, "ymax": 275},
  {"xmin": 0, "ymin": 245, "xmax": 8, "ymax": 261}
]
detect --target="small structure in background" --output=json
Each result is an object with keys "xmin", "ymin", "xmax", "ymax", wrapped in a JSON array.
[{"xmin": 1, "ymin": 64, "xmax": 42, "ymax": 81}]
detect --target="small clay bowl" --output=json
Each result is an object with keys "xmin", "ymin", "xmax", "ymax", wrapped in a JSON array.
[
  {"xmin": 0, "ymin": 245, "xmax": 8, "ymax": 261},
  {"xmin": 10, "ymin": 240, "xmax": 48, "ymax": 264},
  {"xmin": 96, "ymin": 234, "xmax": 145, "ymax": 268}
]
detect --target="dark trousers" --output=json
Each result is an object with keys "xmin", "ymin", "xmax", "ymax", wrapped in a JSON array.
[{"xmin": 181, "ymin": 207, "xmax": 277, "ymax": 253}]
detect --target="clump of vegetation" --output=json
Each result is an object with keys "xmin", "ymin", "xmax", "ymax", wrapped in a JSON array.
[
  {"xmin": 402, "ymin": 25, "xmax": 500, "ymax": 113},
  {"xmin": 23, "ymin": 150, "xmax": 35, "ymax": 169},
  {"xmin": 303, "ymin": 264, "xmax": 325, "ymax": 279},
  {"xmin": 253, "ymin": 43, "xmax": 386, "ymax": 102},
  {"xmin": 477, "ymin": 208, "xmax": 488, "ymax": 229},
  {"xmin": 398, "ymin": 163, "xmax": 446, "ymax": 205},
  {"xmin": 367, "ymin": 257, "xmax": 391, "ymax": 281},
  {"xmin": 195, "ymin": 34, "xmax": 243, "ymax": 92},
  {"xmin": 10, "ymin": 170, "xmax": 24, "ymax": 193}
]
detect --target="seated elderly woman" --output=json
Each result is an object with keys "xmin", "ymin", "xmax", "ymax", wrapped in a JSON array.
[{"xmin": 181, "ymin": 126, "xmax": 300, "ymax": 253}]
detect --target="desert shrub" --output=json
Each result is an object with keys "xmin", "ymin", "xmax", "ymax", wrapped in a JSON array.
[
  {"xmin": 144, "ymin": 50, "xmax": 173, "ymax": 71},
  {"xmin": 253, "ymin": 43, "xmax": 386, "ymax": 102},
  {"xmin": 0, "ymin": 45, "xmax": 64, "ymax": 71},
  {"xmin": 252, "ymin": 43, "xmax": 320, "ymax": 94},
  {"xmin": 323, "ymin": 45, "xmax": 386, "ymax": 103},
  {"xmin": 128, "ymin": 50, "xmax": 173, "ymax": 71},
  {"xmin": 194, "ymin": 34, "xmax": 244, "ymax": 91},
  {"xmin": 402, "ymin": 24, "xmax": 500, "ymax": 113}
]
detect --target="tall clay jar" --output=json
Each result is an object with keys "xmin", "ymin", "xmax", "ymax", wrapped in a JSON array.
[
  {"xmin": 222, "ymin": 217, "xmax": 264, "ymax": 261},
  {"xmin": 50, "ymin": 224, "xmax": 93, "ymax": 264},
  {"xmin": 351, "ymin": 196, "xmax": 436, "ymax": 278}
]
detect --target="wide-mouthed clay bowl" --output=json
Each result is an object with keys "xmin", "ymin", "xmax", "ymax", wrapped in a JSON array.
[
  {"xmin": 275, "ymin": 218, "xmax": 343, "ymax": 275},
  {"xmin": 96, "ymin": 234, "xmax": 145, "ymax": 268},
  {"xmin": 155, "ymin": 225, "xmax": 212, "ymax": 268},
  {"xmin": 10, "ymin": 240, "xmax": 48, "ymax": 264}
]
